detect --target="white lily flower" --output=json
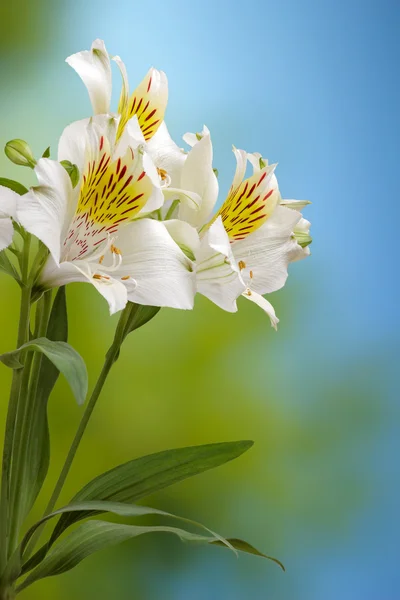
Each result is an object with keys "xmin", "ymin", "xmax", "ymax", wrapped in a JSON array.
[
  {"xmin": 17, "ymin": 120, "xmax": 196, "ymax": 314},
  {"xmin": 165, "ymin": 142, "xmax": 310, "ymax": 328},
  {"xmin": 66, "ymin": 39, "xmax": 168, "ymax": 144},
  {"xmin": 0, "ymin": 186, "xmax": 18, "ymax": 251},
  {"xmin": 67, "ymin": 40, "xmax": 215, "ymax": 219},
  {"xmin": 147, "ymin": 123, "xmax": 218, "ymax": 225}
]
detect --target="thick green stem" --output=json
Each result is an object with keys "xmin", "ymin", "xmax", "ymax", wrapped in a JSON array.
[
  {"xmin": 8, "ymin": 292, "xmax": 52, "ymax": 555},
  {"xmin": 23, "ymin": 304, "xmax": 135, "ymax": 560},
  {"xmin": 0, "ymin": 244, "xmax": 32, "ymax": 573}
]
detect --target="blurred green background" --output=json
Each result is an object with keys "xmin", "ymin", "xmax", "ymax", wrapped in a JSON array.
[{"xmin": 0, "ymin": 0, "xmax": 398, "ymax": 598}]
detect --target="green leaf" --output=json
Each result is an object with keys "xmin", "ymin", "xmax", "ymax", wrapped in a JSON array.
[
  {"xmin": 122, "ymin": 303, "xmax": 161, "ymax": 339},
  {"xmin": 0, "ymin": 336, "xmax": 87, "ymax": 405},
  {"xmin": 0, "ymin": 178, "xmax": 28, "ymax": 195},
  {"xmin": 0, "ymin": 251, "xmax": 20, "ymax": 281},
  {"xmin": 51, "ymin": 441, "xmax": 253, "ymax": 544},
  {"xmin": 23, "ymin": 288, "xmax": 68, "ymax": 516},
  {"xmin": 211, "ymin": 538, "xmax": 285, "ymax": 571},
  {"xmin": 19, "ymin": 500, "xmax": 232, "ymax": 567},
  {"xmin": 60, "ymin": 160, "xmax": 80, "ymax": 188},
  {"xmin": 18, "ymin": 520, "xmax": 230, "ymax": 590},
  {"xmin": 42, "ymin": 147, "xmax": 51, "ymax": 158}
]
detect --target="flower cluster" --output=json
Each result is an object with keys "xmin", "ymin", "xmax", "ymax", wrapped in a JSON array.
[{"xmin": 0, "ymin": 39, "xmax": 311, "ymax": 327}]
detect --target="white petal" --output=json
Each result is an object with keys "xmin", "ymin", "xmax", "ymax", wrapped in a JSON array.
[
  {"xmin": 196, "ymin": 217, "xmax": 245, "ymax": 312},
  {"xmin": 140, "ymin": 152, "xmax": 164, "ymax": 213},
  {"xmin": 0, "ymin": 186, "xmax": 18, "ymax": 249},
  {"xmin": 182, "ymin": 125, "xmax": 210, "ymax": 147},
  {"xmin": 0, "ymin": 218, "xmax": 14, "ymax": 251},
  {"xmin": 0, "ymin": 186, "xmax": 18, "ymax": 219},
  {"xmin": 66, "ymin": 39, "xmax": 112, "ymax": 115},
  {"xmin": 58, "ymin": 115, "xmax": 118, "ymax": 170},
  {"xmin": 17, "ymin": 159, "xmax": 74, "ymax": 264},
  {"xmin": 114, "ymin": 115, "xmax": 145, "ymax": 159},
  {"xmin": 147, "ymin": 122, "xmax": 186, "ymax": 187},
  {"xmin": 162, "ymin": 187, "xmax": 201, "ymax": 211},
  {"xmin": 179, "ymin": 132, "xmax": 219, "ymax": 227},
  {"xmin": 41, "ymin": 256, "xmax": 127, "ymax": 315},
  {"xmin": 113, "ymin": 219, "xmax": 196, "ymax": 309},
  {"xmin": 231, "ymin": 147, "xmax": 248, "ymax": 189},
  {"xmin": 242, "ymin": 289, "xmax": 279, "ymax": 329},
  {"xmin": 232, "ymin": 205, "xmax": 302, "ymax": 294},
  {"xmin": 112, "ymin": 55, "xmax": 130, "ymax": 114},
  {"xmin": 163, "ymin": 219, "xmax": 201, "ymax": 256}
]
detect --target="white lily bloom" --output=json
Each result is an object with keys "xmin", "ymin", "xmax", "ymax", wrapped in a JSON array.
[
  {"xmin": 67, "ymin": 40, "xmax": 214, "ymax": 219},
  {"xmin": 0, "ymin": 186, "xmax": 18, "ymax": 251},
  {"xmin": 147, "ymin": 123, "xmax": 218, "ymax": 225},
  {"xmin": 17, "ymin": 120, "xmax": 196, "ymax": 314},
  {"xmin": 164, "ymin": 139, "xmax": 310, "ymax": 328}
]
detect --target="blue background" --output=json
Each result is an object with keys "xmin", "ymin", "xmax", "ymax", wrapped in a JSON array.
[{"xmin": 0, "ymin": 0, "xmax": 399, "ymax": 598}]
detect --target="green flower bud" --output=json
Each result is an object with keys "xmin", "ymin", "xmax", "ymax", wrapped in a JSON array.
[
  {"xmin": 5, "ymin": 139, "xmax": 36, "ymax": 168},
  {"xmin": 60, "ymin": 160, "xmax": 80, "ymax": 188}
]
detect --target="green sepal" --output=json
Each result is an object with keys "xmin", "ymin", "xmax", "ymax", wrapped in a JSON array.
[{"xmin": 42, "ymin": 147, "xmax": 51, "ymax": 158}]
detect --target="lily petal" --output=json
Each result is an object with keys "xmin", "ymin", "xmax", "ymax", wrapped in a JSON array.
[
  {"xmin": 0, "ymin": 186, "xmax": 18, "ymax": 251},
  {"xmin": 147, "ymin": 122, "xmax": 186, "ymax": 187},
  {"xmin": 66, "ymin": 39, "xmax": 112, "ymax": 115},
  {"xmin": 117, "ymin": 67, "xmax": 168, "ymax": 142},
  {"xmin": 17, "ymin": 159, "xmax": 74, "ymax": 264},
  {"xmin": 113, "ymin": 219, "xmax": 196, "ymax": 309},
  {"xmin": 242, "ymin": 289, "xmax": 279, "ymax": 330},
  {"xmin": 112, "ymin": 55, "xmax": 130, "ymax": 114},
  {"xmin": 41, "ymin": 256, "xmax": 127, "ymax": 315},
  {"xmin": 179, "ymin": 132, "xmax": 219, "ymax": 227},
  {"xmin": 196, "ymin": 217, "xmax": 245, "ymax": 312},
  {"xmin": 232, "ymin": 205, "xmax": 302, "ymax": 295}
]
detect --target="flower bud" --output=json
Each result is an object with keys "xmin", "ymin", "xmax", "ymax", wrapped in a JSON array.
[
  {"xmin": 5, "ymin": 139, "xmax": 36, "ymax": 168},
  {"xmin": 60, "ymin": 160, "xmax": 80, "ymax": 188}
]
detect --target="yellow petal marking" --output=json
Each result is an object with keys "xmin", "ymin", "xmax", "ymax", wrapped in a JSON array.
[
  {"xmin": 211, "ymin": 167, "xmax": 279, "ymax": 241},
  {"xmin": 117, "ymin": 68, "xmax": 168, "ymax": 142},
  {"xmin": 65, "ymin": 135, "xmax": 153, "ymax": 260}
]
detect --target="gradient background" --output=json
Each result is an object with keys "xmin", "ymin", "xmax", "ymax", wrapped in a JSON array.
[{"xmin": 0, "ymin": 0, "xmax": 399, "ymax": 598}]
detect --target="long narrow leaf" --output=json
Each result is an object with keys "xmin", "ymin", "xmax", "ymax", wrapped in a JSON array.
[
  {"xmin": 19, "ymin": 520, "xmax": 226, "ymax": 590},
  {"xmin": 51, "ymin": 441, "xmax": 253, "ymax": 541}
]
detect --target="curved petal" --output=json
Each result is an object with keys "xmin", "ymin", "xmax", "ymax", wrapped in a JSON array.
[
  {"xmin": 113, "ymin": 219, "xmax": 196, "ymax": 309},
  {"xmin": 0, "ymin": 186, "xmax": 18, "ymax": 251},
  {"xmin": 213, "ymin": 163, "xmax": 279, "ymax": 241},
  {"xmin": 147, "ymin": 122, "xmax": 186, "ymax": 187},
  {"xmin": 179, "ymin": 132, "xmax": 219, "ymax": 227},
  {"xmin": 112, "ymin": 55, "xmax": 130, "ymax": 114},
  {"xmin": 232, "ymin": 205, "xmax": 302, "ymax": 295},
  {"xmin": 231, "ymin": 146, "xmax": 248, "ymax": 190},
  {"xmin": 66, "ymin": 39, "xmax": 112, "ymax": 115},
  {"xmin": 163, "ymin": 219, "xmax": 200, "ymax": 258},
  {"xmin": 58, "ymin": 115, "xmax": 118, "ymax": 170},
  {"xmin": 17, "ymin": 159, "xmax": 74, "ymax": 264},
  {"xmin": 117, "ymin": 67, "xmax": 168, "ymax": 142},
  {"xmin": 196, "ymin": 217, "xmax": 245, "ymax": 312},
  {"xmin": 0, "ymin": 186, "xmax": 18, "ymax": 219},
  {"xmin": 182, "ymin": 125, "xmax": 210, "ymax": 148},
  {"xmin": 41, "ymin": 256, "xmax": 127, "ymax": 315},
  {"xmin": 0, "ymin": 218, "xmax": 14, "ymax": 251},
  {"xmin": 242, "ymin": 290, "xmax": 279, "ymax": 330}
]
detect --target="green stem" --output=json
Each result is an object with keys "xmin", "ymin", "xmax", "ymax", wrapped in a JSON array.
[
  {"xmin": 8, "ymin": 292, "xmax": 52, "ymax": 554},
  {"xmin": 0, "ymin": 240, "xmax": 32, "ymax": 573},
  {"xmin": 23, "ymin": 304, "xmax": 135, "ymax": 559}
]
